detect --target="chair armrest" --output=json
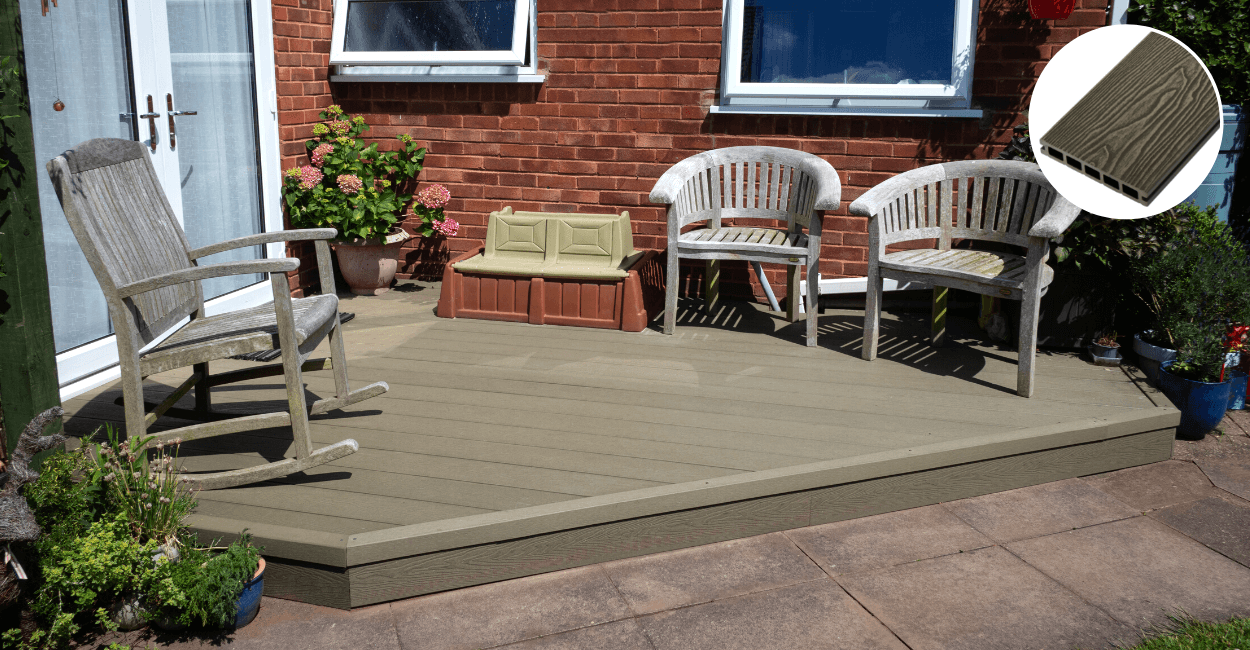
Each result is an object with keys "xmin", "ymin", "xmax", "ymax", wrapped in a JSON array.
[
  {"xmin": 116, "ymin": 258, "xmax": 300, "ymax": 298},
  {"xmin": 1027, "ymin": 195, "xmax": 1082, "ymax": 239},
  {"xmin": 188, "ymin": 228, "xmax": 338, "ymax": 260},
  {"xmin": 649, "ymin": 166, "xmax": 690, "ymax": 204}
]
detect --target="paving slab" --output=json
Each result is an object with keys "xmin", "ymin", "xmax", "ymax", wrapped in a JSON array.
[
  {"xmin": 1194, "ymin": 455, "xmax": 1250, "ymax": 502},
  {"xmin": 1006, "ymin": 516, "xmax": 1250, "ymax": 632},
  {"xmin": 601, "ymin": 532, "xmax": 825, "ymax": 615},
  {"xmin": 785, "ymin": 504, "xmax": 993, "ymax": 575},
  {"xmin": 1226, "ymin": 409, "xmax": 1250, "ymax": 435},
  {"xmin": 837, "ymin": 546, "xmax": 1134, "ymax": 650},
  {"xmin": 389, "ymin": 565, "xmax": 633, "ymax": 650},
  {"xmin": 1172, "ymin": 426, "xmax": 1250, "ymax": 465},
  {"xmin": 1149, "ymin": 496, "xmax": 1250, "ymax": 568},
  {"xmin": 637, "ymin": 579, "xmax": 906, "ymax": 650},
  {"xmin": 493, "ymin": 619, "xmax": 655, "ymax": 650},
  {"xmin": 943, "ymin": 478, "xmax": 1139, "ymax": 543},
  {"xmin": 1082, "ymin": 460, "xmax": 1221, "ymax": 511}
]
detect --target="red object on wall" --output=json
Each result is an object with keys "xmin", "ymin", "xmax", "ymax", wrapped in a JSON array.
[
  {"xmin": 1029, "ymin": 0, "xmax": 1075, "ymax": 19},
  {"xmin": 437, "ymin": 248, "xmax": 665, "ymax": 332}
]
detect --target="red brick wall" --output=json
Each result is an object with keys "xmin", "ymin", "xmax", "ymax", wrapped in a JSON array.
[{"xmin": 272, "ymin": 0, "xmax": 1109, "ymax": 298}]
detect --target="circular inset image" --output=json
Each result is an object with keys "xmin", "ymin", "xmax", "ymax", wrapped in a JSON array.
[{"xmin": 1030, "ymin": 25, "xmax": 1222, "ymax": 219}]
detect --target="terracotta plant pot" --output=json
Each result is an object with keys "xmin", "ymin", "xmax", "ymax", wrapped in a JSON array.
[
  {"xmin": 1029, "ymin": 0, "xmax": 1074, "ymax": 19},
  {"xmin": 331, "ymin": 228, "xmax": 411, "ymax": 295}
]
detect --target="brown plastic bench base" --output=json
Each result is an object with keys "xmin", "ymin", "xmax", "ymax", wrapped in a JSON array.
[{"xmin": 437, "ymin": 248, "xmax": 664, "ymax": 332}]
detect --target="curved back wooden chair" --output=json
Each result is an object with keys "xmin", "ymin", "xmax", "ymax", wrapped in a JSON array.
[
  {"xmin": 47, "ymin": 138, "xmax": 388, "ymax": 489},
  {"xmin": 850, "ymin": 160, "xmax": 1081, "ymax": 397},
  {"xmin": 649, "ymin": 147, "xmax": 841, "ymax": 347}
]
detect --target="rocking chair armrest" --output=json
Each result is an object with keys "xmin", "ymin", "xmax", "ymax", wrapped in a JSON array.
[
  {"xmin": 1027, "ymin": 194, "xmax": 1082, "ymax": 239},
  {"xmin": 116, "ymin": 258, "xmax": 301, "ymax": 298},
  {"xmin": 189, "ymin": 228, "xmax": 338, "ymax": 260}
]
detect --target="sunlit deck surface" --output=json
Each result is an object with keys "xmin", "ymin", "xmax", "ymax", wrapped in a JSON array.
[{"xmin": 63, "ymin": 282, "xmax": 1179, "ymax": 609}]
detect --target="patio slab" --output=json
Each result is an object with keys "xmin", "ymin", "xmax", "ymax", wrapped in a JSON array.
[
  {"xmin": 784, "ymin": 504, "xmax": 993, "ymax": 575},
  {"xmin": 1081, "ymin": 459, "xmax": 1221, "ymax": 512},
  {"xmin": 942, "ymin": 477, "xmax": 1138, "ymax": 543},
  {"xmin": 388, "ymin": 564, "xmax": 632, "ymax": 650},
  {"xmin": 600, "ymin": 532, "xmax": 825, "ymax": 615},
  {"xmin": 1005, "ymin": 516, "xmax": 1250, "ymax": 632},
  {"xmin": 637, "ymin": 579, "xmax": 906, "ymax": 650},
  {"xmin": 1195, "ymin": 456, "xmax": 1250, "ymax": 502},
  {"xmin": 836, "ymin": 545, "xmax": 1135, "ymax": 650},
  {"xmin": 491, "ymin": 619, "xmax": 655, "ymax": 650},
  {"xmin": 1149, "ymin": 495, "xmax": 1250, "ymax": 568}
]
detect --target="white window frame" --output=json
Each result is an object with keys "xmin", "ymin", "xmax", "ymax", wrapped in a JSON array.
[
  {"xmin": 716, "ymin": 0, "xmax": 980, "ymax": 116},
  {"xmin": 331, "ymin": 0, "xmax": 532, "ymax": 66}
]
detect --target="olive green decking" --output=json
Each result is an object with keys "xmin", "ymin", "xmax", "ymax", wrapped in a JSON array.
[{"xmin": 61, "ymin": 291, "xmax": 1179, "ymax": 609}]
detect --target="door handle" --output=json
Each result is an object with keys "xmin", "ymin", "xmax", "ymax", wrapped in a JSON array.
[
  {"xmin": 164, "ymin": 94, "xmax": 198, "ymax": 151},
  {"xmin": 140, "ymin": 95, "xmax": 159, "ymax": 152}
]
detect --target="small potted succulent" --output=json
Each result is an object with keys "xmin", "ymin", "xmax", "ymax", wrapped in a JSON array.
[
  {"xmin": 1088, "ymin": 331, "xmax": 1121, "ymax": 366},
  {"xmin": 282, "ymin": 105, "xmax": 445, "ymax": 295}
]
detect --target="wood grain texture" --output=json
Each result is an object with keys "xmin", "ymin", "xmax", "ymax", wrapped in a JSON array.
[
  {"xmin": 263, "ymin": 558, "xmax": 351, "ymax": 610},
  {"xmin": 1039, "ymin": 32, "xmax": 1220, "ymax": 203}
]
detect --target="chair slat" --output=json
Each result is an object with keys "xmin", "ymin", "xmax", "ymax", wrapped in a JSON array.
[{"xmin": 996, "ymin": 178, "xmax": 1016, "ymax": 232}]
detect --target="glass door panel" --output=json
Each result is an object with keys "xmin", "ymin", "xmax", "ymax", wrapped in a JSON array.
[
  {"xmin": 20, "ymin": 0, "xmax": 135, "ymax": 353},
  {"xmin": 166, "ymin": 0, "xmax": 265, "ymax": 299}
]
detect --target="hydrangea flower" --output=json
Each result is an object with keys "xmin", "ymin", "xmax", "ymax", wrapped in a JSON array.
[
  {"xmin": 298, "ymin": 165, "xmax": 323, "ymax": 190},
  {"xmin": 330, "ymin": 120, "xmax": 351, "ymax": 136},
  {"xmin": 312, "ymin": 123, "xmax": 329, "ymax": 136},
  {"xmin": 311, "ymin": 143, "xmax": 334, "ymax": 167},
  {"xmin": 433, "ymin": 218, "xmax": 460, "ymax": 237},
  {"xmin": 353, "ymin": 115, "xmax": 366, "ymax": 124},
  {"xmin": 284, "ymin": 167, "xmax": 302, "ymax": 179},
  {"xmin": 337, "ymin": 174, "xmax": 363, "ymax": 194},
  {"xmin": 335, "ymin": 136, "xmax": 352, "ymax": 146},
  {"xmin": 326, "ymin": 104, "xmax": 343, "ymax": 116},
  {"xmin": 398, "ymin": 133, "xmax": 413, "ymax": 143},
  {"xmin": 417, "ymin": 184, "xmax": 451, "ymax": 209}
]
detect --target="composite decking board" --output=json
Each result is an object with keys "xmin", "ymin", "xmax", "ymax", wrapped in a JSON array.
[
  {"xmin": 340, "ymin": 410, "xmax": 1178, "ymax": 568},
  {"xmin": 409, "ymin": 321, "xmax": 1146, "ymax": 384},
  {"xmin": 190, "ymin": 498, "xmax": 390, "ymax": 536},
  {"xmin": 351, "ymin": 351, "xmax": 1153, "ymax": 414},
  {"xmin": 344, "ymin": 427, "xmax": 1174, "ymax": 607},
  {"xmin": 1038, "ymin": 32, "xmax": 1220, "ymax": 204},
  {"xmin": 320, "ymin": 361, "xmax": 1144, "ymax": 437}
]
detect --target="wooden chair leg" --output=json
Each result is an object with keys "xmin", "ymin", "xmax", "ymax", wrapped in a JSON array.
[
  {"xmin": 664, "ymin": 248, "xmax": 678, "ymax": 335},
  {"xmin": 193, "ymin": 361, "xmax": 211, "ymax": 414},
  {"xmin": 786, "ymin": 265, "xmax": 799, "ymax": 322},
  {"xmin": 931, "ymin": 286, "xmax": 949, "ymax": 347},
  {"xmin": 704, "ymin": 259, "xmax": 720, "ymax": 312},
  {"xmin": 805, "ymin": 263, "xmax": 819, "ymax": 347},
  {"xmin": 120, "ymin": 369, "xmax": 147, "ymax": 439},
  {"xmin": 862, "ymin": 267, "xmax": 883, "ymax": 360},
  {"xmin": 327, "ymin": 315, "xmax": 350, "ymax": 399},
  {"xmin": 1017, "ymin": 292, "xmax": 1042, "ymax": 398}
]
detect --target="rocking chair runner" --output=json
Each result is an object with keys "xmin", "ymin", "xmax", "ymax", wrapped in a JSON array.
[{"xmin": 47, "ymin": 138, "xmax": 387, "ymax": 489}]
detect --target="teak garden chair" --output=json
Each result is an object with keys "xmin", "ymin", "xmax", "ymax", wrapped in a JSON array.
[
  {"xmin": 48, "ymin": 138, "xmax": 387, "ymax": 489},
  {"xmin": 649, "ymin": 146, "xmax": 841, "ymax": 346},
  {"xmin": 850, "ymin": 160, "xmax": 1081, "ymax": 397}
]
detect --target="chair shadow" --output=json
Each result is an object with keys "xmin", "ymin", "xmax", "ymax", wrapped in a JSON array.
[{"xmin": 649, "ymin": 298, "xmax": 1025, "ymax": 396}]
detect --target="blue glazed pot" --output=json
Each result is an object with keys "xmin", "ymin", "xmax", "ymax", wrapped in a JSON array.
[
  {"xmin": 234, "ymin": 557, "xmax": 265, "ymax": 629},
  {"xmin": 1158, "ymin": 361, "xmax": 1233, "ymax": 440},
  {"xmin": 1228, "ymin": 370, "xmax": 1248, "ymax": 410}
]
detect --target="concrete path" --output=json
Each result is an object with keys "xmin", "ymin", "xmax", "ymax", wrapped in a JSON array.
[{"xmin": 91, "ymin": 410, "xmax": 1250, "ymax": 650}]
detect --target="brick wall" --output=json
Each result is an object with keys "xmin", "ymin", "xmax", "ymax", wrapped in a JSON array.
[{"xmin": 272, "ymin": 0, "xmax": 1109, "ymax": 299}]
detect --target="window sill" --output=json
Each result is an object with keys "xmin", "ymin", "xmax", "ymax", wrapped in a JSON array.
[
  {"xmin": 709, "ymin": 104, "xmax": 983, "ymax": 118},
  {"xmin": 331, "ymin": 65, "xmax": 545, "ymax": 83}
]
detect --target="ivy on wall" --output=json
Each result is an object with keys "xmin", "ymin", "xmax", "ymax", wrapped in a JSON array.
[{"xmin": 1129, "ymin": 0, "xmax": 1250, "ymax": 106}]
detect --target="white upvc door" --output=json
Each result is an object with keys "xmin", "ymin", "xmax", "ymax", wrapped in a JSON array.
[{"xmin": 24, "ymin": 0, "xmax": 284, "ymax": 400}]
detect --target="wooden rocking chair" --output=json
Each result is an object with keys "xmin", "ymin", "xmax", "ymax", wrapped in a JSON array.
[{"xmin": 47, "ymin": 138, "xmax": 386, "ymax": 489}]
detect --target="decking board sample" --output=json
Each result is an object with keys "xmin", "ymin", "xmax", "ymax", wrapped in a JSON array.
[{"xmin": 1039, "ymin": 32, "xmax": 1219, "ymax": 205}]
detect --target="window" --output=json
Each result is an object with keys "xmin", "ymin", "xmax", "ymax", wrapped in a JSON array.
[
  {"xmin": 716, "ymin": 0, "xmax": 979, "ymax": 116},
  {"xmin": 331, "ymin": 0, "xmax": 533, "ymax": 67}
]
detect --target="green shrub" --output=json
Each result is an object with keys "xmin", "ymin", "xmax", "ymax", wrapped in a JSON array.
[
  {"xmin": 1129, "ymin": 0, "xmax": 1250, "ymax": 106},
  {"xmin": 147, "ymin": 534, "xmax": 261, "ymax": 629}
]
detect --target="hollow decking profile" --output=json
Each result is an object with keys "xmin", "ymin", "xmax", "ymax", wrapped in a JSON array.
[{"xmin": 1038, "ymin": 32, "xmax": 1220, "ymax": 205}]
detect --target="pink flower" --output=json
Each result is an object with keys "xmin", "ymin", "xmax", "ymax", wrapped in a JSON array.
[
  {"xmin": 417, "ymin": 184, "xmax": 451, "ymax": 209},
  {"xmin": 330, "ymin": 120, "xmax": 351, "ymax": 136},
  {"xmin": 337, "ymin": 174, "xmax": 363, "ymax": 194},
  {"xmin": 298, "ymin": 166, "xmax": 322, "ymax": 190},
  {"xmin": 432, "ymin": 218, "xmax": 459, "ymax": 237},
  {"xmin": 311, "ymin": 143, "xmax": 334, "ymax": 167}
]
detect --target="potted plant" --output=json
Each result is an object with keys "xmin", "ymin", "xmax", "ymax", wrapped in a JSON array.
[
  {"xmin": 282, "ymin": 105, "xmax": 431, "ymax": 295},
  {"xmin": 1089, "ymin": 331, "xmax": 1122, "ymax": 366},
  {"xmin": 1227, "ymin": 324, "xmax": 1248, "ymax": 410}
]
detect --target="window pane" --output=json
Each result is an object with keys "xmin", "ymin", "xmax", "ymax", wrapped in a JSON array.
[
  {"xmin": 741, "ymin": 0, "xmax": 956, "ymax": 85},
  {"xmin": 345, "ymin": 0, "xmax": 516, "ymax": 52}
]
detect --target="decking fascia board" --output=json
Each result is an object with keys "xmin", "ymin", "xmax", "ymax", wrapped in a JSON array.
[{"xmin": 339, "ymin": 407, "xmax": 1177, "ymax": 565}]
